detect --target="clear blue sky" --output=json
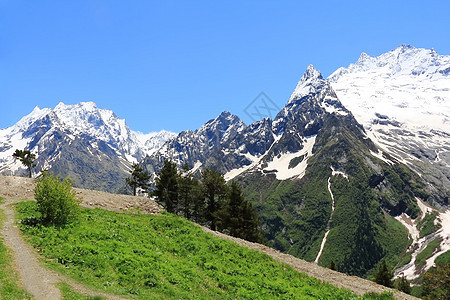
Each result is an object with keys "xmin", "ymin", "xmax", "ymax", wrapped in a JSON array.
[{"xmin": 1, "ymin": 1, "xmax": 449, "ymax": 133}]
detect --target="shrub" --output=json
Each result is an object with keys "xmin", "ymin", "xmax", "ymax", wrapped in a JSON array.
[{"xmin": 34, "ymin": 173, "xmax": 81, "ymax": 226}]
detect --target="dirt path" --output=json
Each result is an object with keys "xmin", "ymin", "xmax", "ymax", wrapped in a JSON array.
[
  {"xmin": 202, "ymin": 227, "xmax": 419, "ymax": 300},
  {"xmin": 0, "ymin": 198, "xmax": 131, "ymax": 300},
  {"xmin": 0, "ymin": 175, "xmax": 163, "ymax": 214},
  {"xmin": 0, "ymin": 198, "xmax": 62, "ymax": 299}
]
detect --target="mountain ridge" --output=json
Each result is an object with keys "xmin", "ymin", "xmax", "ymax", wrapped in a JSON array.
[
  {"xmin": 1, "ymin": 45, "xmax": 449, "ymax": 281},
  {"xmin": 328, "ymin": 45, "xmax": 450, "ymax": 208},
  {"xmin": 0, "ymin": 101, "xmax": 176, "ymax": 191}
]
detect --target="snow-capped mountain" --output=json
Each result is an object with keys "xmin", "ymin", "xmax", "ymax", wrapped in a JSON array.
[
  {"xmin": 2, "ymin": 45, "xmax": 448, "ymax": 279},
  {"xmin": 144, "ymin": 64, "xmax": 437, "ymax": 277},
  {"xmin": 144, "ymin": 64, "xmax": 360, "ymax": 182},
  {"xmin": 143, "ymin": 111, "xmax": 247, "ymax": 176},
  {"xmin": 329, "ymin": 45, "xmax": 450, "ymax": 207},
  {"xmin": 134, "ymin": 130, "xmax": 178, "ymax": 156},
  {"xmin": 0, "ymin": 102, "xmax": 175, "ymax": 190}
]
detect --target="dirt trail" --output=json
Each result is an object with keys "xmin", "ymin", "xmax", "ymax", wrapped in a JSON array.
[
  {"xmin": 0, "ymin": 176, "xmax": 145, "ymax": 299},
  {"xmin": 0, "ymin": 198, "xmax": 61, "ymax": 299},
  {"xmin": 0, "ymin": 175, "xmax": 162, "ymax": 214},
  {"xmin": 202, "ymin": 227, "xmax": 419, "ymax": 300},
  {"xmin": 0, "ymin": 198, "xmax": 132, "ymax": 300}
]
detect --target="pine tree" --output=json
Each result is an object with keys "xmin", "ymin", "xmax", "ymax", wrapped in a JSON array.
[
  {"xmin": 154, "ymin": 160, "xmax": 179, "ymax": 213},
  {"xmin": 396, "ymin": 275, "xmax": 411, "ymax": 294},
  {"xmin": 330, "ymin": 260, "xmax": 337, "ymax": 271},
  {"xmin": 375, "ymin": 259, "xmax": 393, "ymax": 288},
  {"xmin": 217, "ymin": 180, "xmax": 264, "ymax": 243},
  {"xmin": 201, "ymin": 168, "xmax": 226, "ymax": 231},
  {"xmin": 126, "ymin": 163, "xmax": 151, "ymax": 196},
  {"xmin": 178, "ymin": 163, "xmax": 202, "ymax": 219},
  {"xmin": 12, "ymin": 149, "xmax": 36, "ymax": 178},
  {"xmin": 422, "ymin": 261, "xmax": 450, "ymax": 300},
  {"xmin": 189, "ymin": 177, "xmax": 205, "ymax": 223}
]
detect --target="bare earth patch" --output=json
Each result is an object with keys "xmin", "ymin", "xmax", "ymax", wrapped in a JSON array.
[{"xmin": 0, "ymin": 175, "xmax": 163, "ymax": 214}]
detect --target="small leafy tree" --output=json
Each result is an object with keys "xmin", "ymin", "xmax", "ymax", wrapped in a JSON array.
[
  {"xmin": 34, "ymin": 172, "xmax": 81, "ymax": 226},
  {"xmin": 126, "ymin": 163, "xmax": 151, "ymax": 196},
  {"xmin": 375, "ymin": 259, "xmax": 393, "ymax": 288},
  {"xmin": 12, "ymin": 149, "xmax": 36, "ymax": 178}
]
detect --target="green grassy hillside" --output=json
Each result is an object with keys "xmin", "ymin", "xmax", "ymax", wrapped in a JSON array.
[
  {"xmin": 16, "ymin": 201, "xmax": 393, "ymax": 299},
  {"xmin": 240, "ymin": 114, "xmax": 421, "ymax": 277}
]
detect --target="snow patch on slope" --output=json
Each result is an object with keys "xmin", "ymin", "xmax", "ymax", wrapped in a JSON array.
[
  {"xmin": 315, "ymin": 173, "xmax": 337, "ymax": 264},
  {"xmin": 264, "ymin": 135, "xmax": 316, "ymax": 180},
  {"xmin": 394, "ymin": 198, "xmax": 450, "ymax": 280}
]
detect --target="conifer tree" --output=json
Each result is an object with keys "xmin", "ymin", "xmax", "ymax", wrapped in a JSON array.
[
  {"xmin": 154, "ymin": 159, "xmax": 179, "ymax": 213},
  {"xmin": 201, "ymin": 168, "xmax": 226, "ymax": 231},
  {"xmin": 375, "ymin": 259, "xmax": 393, "ymax": 288},
  {"xmin": 422, "ymin": 261, "xmax": 450, "ymax": 300},
  {"xmin": 178, "ymin": 163, "xmax": 203, "ymax": 219},
  {"xmin": 217, "ymin": 180, "xmax": 264, "ymax": 243},
  {"xmin": 126, "ymin": 163, "xmax": 151, "ymax": 196},
  {"xmin": 396, "ymin": 275, "xmax": 411, "ymax": 294},
  {"xmin": 12, "ymin": 149, "xmax": 36, "ymax": 178}
]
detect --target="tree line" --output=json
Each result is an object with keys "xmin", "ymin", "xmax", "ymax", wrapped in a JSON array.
[
  {"xmin": 127, "ymin": 160, "xmax": 265, "ymax": 243},
  {"xmin": 12, "ymin": 148, "xmax": 264, "ymax": 243}
]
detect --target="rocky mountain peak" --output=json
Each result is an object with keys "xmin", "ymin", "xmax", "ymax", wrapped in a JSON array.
[{"xmin": 288, "ymin": 64, "xmax": 326, "ymax": 104}]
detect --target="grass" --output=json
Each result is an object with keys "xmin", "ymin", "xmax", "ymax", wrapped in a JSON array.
[
  {"xmin": 376, "ymin": 211, "xmax": 410, "ymax": 271},
  {"xmin": 0, "ymin": 197, "xmax": 32, "ymax": 299},
  {"xmin": 434, "ymin": 250, "xmax": 450, "ymax": 265},
  {"xmin": 17, "ymin": 201, "xmax": 392, "ymax": 299},
  {"xmin": 418, "ymin": 211, "xmax": 440, "ymax": 238},
  {"xmin": 59, "ymin": 283, "xmax": 104, "ymax": 300},
  {"xmin": 415, "ymin": 238, "xmax": 441, "ymax": 270}
]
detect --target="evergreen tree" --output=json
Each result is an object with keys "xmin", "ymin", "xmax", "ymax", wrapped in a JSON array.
[
  {"xmin": 201, "ymin": 168, "xmax": 226, "ymax": 231},
  {"xmin": 422, "ymin": 261, "xmax": 450, "ymax": 300},
  {"xmin": 395, "ymin": 275, "xmax": 411, "ymax": 294},
  {"xmin": 126, "ymin": 163, "xmax": 151, "ymax": 196},
  {"xmin": 178, "ymin": 163, "xmax": 203, "ymax": 220},
  {"xmin": 375, "ymin": 259, "xmax": 393, "ymax": 288},
  {"xmin": 189, "ymin": 177, "xmax": 205, "ymax": 223},
  {"xmin": 154, "ymin": 160, "xmax": 179, "ymax": 213},
  {"xmin": 217, "ymin": 180, "xmax": 264, "ymax": 243},
  {"xmin": 12, "ymin": 149, "xmax": 36, "ymax": 178},
  {"xmin": 330, "ymin": 260, "xmax": 337, "ymax": 271}
]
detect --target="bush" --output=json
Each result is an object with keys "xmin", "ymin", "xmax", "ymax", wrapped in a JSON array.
[{"xmin": 34, "ymin": 173, "xmax": 81, "ymax": 226}]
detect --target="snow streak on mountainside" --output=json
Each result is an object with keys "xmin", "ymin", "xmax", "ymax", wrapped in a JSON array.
[
  {"xmin": 329, "ymin": 45, "xmax": 450, "ymax": 207},
  {"xmin": 0, "ymin": 102, "xmax": 175, "ymax": 190}
]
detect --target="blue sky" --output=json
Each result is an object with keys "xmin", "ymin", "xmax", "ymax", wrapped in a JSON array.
[{"xmin": 1, "ymin": 1, "xmax": 449, "ymax": 133}]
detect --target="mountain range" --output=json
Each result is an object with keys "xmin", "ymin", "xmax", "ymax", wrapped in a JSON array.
[
  {"xmin": 0, "ymin": 101, "xmax": 176, "ymax": 191},
  {"xmin": 1, "ymin": 45, "xmax": 449, "ymax": 280}
]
